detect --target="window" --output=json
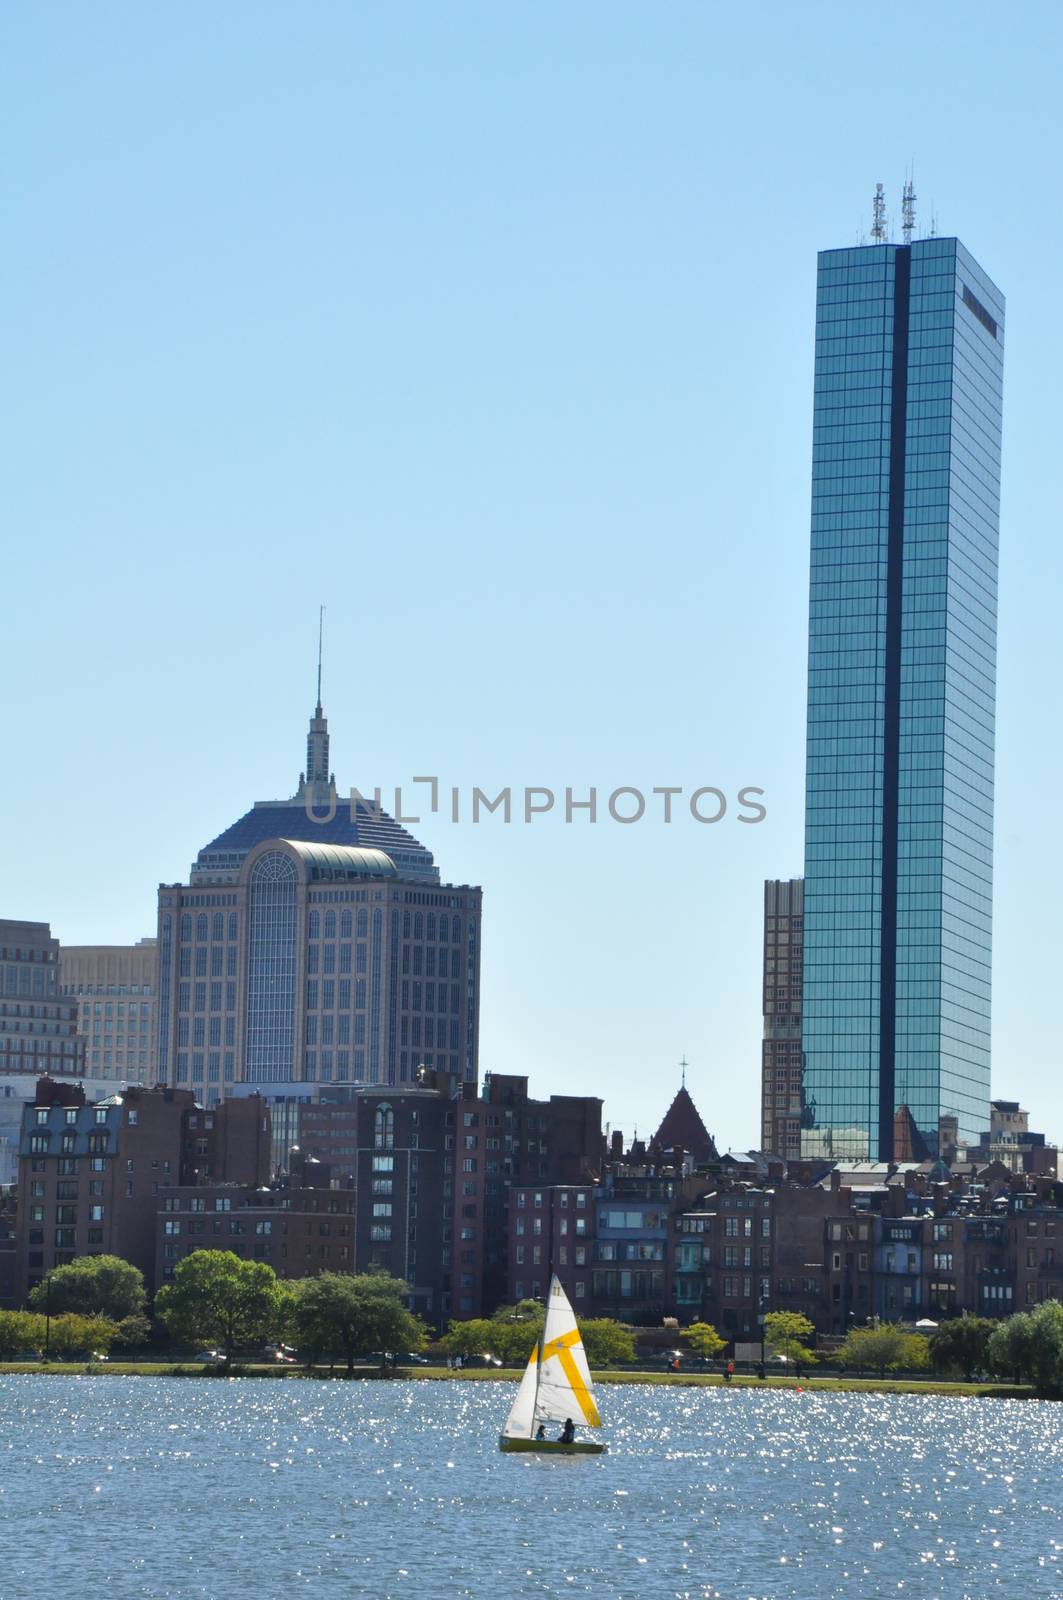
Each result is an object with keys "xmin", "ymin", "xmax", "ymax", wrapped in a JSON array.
[{"xmin": 374, "ymin": 1104, "xmax": 394, "ymax": 1151}]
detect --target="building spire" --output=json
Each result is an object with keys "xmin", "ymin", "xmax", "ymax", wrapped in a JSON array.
[
  {"xmin": 316, "ymin": 603, "xmax": 325, "ymax": 716},
  {"xmin": 297, "ymin": 606, "xmax": 335, "ymax": 803}
]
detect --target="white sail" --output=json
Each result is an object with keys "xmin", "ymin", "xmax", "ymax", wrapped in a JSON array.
[
  {"xmin": 501, "ymin": 1351, "xmax": 540, "ymax": 1439},
  {"xmin": 534, "ymin": 1276, "xmax": 601, "ymax": 1429}
]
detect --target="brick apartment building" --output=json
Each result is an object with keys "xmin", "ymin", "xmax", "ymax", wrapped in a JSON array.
[
  {"xmin": 14, "ymin": 1078, "xmax": 269, "ymax": 1300},
  {"xmin": 255, "ymin": 1069, "xmax": 603, "ymax": 1321},
  {"xmin": 156, "ymin": 1162, "xmax": 356, "ymax": 1288},
  {"xmin": 506, "ymin": 1183, "xmax": 597, "ymax": 1308},
  {"xmin": 478, "ymin": 1073, "xmax": 602, "ymax": 1310}
]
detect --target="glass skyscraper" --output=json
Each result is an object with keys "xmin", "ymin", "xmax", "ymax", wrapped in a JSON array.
[{"xmin": 801, "ymin": 234, "xmax": 1005, "ymax": 1161}]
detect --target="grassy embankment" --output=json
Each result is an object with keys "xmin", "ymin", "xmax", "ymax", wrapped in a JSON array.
[{"xmin": 0, "ymin": 1361, "xmax": 1030, "ymax": 1397}]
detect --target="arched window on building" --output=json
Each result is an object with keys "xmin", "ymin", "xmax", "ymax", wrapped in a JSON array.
[{"xmin": 374, "ymin": 1103, "xmax": 394, "ymax": 1151}]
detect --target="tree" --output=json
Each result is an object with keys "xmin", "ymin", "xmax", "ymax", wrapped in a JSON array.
[
  {"xmin": 899, "ymin": 1334, "xmax": 930, "ymax": 1372},
  {"xmin": 112, "ymin": 1313, "xmax": 152, "ymax": 1349},
  {"xmin": 988, "ymin": 1301, "xmax": 1063, "ymax": 1395},
  {"xmin": 441, "ymin": 1319, "xmax": 505, "ymax": 1362},
  {"xmin": 684, "ymin": 1322, "xmax": 726, "ymax": 1362},
  {"xmin": 763, "ymin": 1311, "xmax": 815, "ymax": 1352},
  {"xmin": 0, "ymin": 1310, "xmax": 118, "ymax": 1360},
  {"xmin": 928, "ymin": 1316, "xmax": 995, "ymax": 1381},
  {"xmin": 763, "ymin": 1311, "xmax": 817, "ymax": 1366},
  {"xmin": 836, "ymin": 1323, "xmax": 910, "ymax": 1378},
  {"xmin": 0, "ymin": 1311, "xmax": 47, "ymax": 1358},
  {"xmin": 46, "ymin": 1314, "xmax": 119, "ymax": 1359},
  {"xmin": 28, "ymin": 1256, "xmax": 146, "ymax": 1322},
  {"xmin": 578, "ymin": 1320, "xmax": 636, "ymax": 1368},
  {"xmin": 291, "ymin": 1272, "xmax": 425, "ymax": 1375},
  {"xmin": 154, "ymin": 1251, "xmax": 289, "ymax": 1362},
  {"xmin": 489, "ymin": 1300, "xmax": 545, "ymax": 1366}
]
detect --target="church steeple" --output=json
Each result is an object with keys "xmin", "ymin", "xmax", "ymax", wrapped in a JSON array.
[{"xmin": 296, "ymin": 606, "xmax": 336, "ymax": 805}]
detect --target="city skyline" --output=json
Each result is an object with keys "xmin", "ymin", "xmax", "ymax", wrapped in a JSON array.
[{"xmin": 4, "ymin": 7, "xmax": 1063, "ymax": 1150}]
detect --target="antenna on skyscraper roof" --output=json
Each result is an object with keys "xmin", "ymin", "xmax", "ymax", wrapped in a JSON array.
[
  {"xmin": 316, "ymin": 604, "xmax": 325, "ymax": 713},
  {"xmin": 902, "ymin": 174, "xmax": 917, "ymax": 245},
  {"xmin": 871, "ymin": 183, "xmax": 888, "ymax": 244}
]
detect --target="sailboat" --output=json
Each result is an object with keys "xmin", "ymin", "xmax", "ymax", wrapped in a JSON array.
[{"xmin": 499, "ymin": 1274, "xmax": 606, "ymax": 1454}]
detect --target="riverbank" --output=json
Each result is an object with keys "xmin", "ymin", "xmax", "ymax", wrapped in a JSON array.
[{"xmin": 0, "ymin": 1360, "xmax": 1030, "ymax": 1397}]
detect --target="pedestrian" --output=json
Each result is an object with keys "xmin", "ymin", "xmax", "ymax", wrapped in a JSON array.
[
  {"xmin": 724, "ymin": 1359, "xmax": 734, "ymax": 1384},
  {"xmin": 756, "ymin": 1360, "xmax": 766, "ymax": 1380}
]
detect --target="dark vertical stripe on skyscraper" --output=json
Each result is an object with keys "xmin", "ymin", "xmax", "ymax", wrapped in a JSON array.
[{"xmin": 878, "ymin": 244, "xmax": 910, "ymax": 1161}]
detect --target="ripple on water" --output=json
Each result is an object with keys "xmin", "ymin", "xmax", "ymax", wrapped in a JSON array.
[{"xmin": 0, "ymin": 1379, "xmax": 1061, "ymax": 1599}]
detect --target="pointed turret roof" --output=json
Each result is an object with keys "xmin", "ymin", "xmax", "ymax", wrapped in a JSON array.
[
  {"xmin": 651, "ymin": 1084, "xmax": 718, "ymax": 1165},
  {"xmin": 892, "ymin": 1103, "xmax": 931, "ymax": 1163}
]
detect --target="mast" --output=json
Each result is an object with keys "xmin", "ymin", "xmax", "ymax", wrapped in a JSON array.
[{"xmin": 529, "ymin": 1286, "xmax": 546, "ymax": 1436}]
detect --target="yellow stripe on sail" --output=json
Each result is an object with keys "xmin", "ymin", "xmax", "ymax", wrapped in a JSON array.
[{"xmin": 540, "ymin": 1328, "xmax": 601, "ymax": 1427}]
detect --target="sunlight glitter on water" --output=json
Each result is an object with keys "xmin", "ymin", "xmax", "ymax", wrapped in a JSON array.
[{"xmin": 0, "ymin": 1378, "xmax": 1061, "ymax": 1599}]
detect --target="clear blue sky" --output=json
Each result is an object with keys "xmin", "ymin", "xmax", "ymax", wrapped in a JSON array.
[{"xmin": 4, "ymin": 2, "xmax": 1062, "ymax": 1149}]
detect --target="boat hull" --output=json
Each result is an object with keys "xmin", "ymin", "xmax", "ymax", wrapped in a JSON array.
[{"xmin": 499, "ymin": 1435, "xmax": 606, "ymax": 1455}]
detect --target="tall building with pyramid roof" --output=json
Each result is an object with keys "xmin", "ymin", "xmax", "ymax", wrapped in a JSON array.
[{"xmin": 155, "ymin": 683, "xmax": 481, "ymax": 1102}]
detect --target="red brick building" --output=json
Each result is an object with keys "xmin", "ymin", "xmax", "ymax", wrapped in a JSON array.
[
  {"xmin": 156, "ymin": 1176, "xmax": 355, "ymax": 1287},
  {"xmin": 506, "ymin": 1183, "xmax": 596, "ymax": 1309},
  {"xmin": 14, "ymin": 1078, "xmax": 270, "ymax": 1303}
]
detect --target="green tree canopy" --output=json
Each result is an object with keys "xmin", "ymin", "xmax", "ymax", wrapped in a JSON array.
[
  {"xmin": 988, "ymin": 1301, "xmax": 1063, "ymax": 1395},
  {"xmin": 442, "ymin": 1307, "xmax": 634, "ymax": 1369},
  {"xmin": 763, "ymin": 1311, "xmax": 815, "ymax": 1352},
  {"xmin": 154, "ymin": 1251, "xmax": 290, "ymax": 1361},
  {"xmin": 577, "ymin": 1319, "xmax": 636, "ymax": 1368},
  {"xmin": 291, "ymin": 1272, "xmax": 425, "ymax": 1374},
  {"xmin": 684, "ymin": 1322, "xmax": 726, "ymax": 1361},
  {"xmin": 928, "ymin": 1316, "xmax": 996, "ymax": 1381},
  {"xmin": 488, "ymin": 1300, "xmax": 546, "ymax": 1365},
  {"xmin": 0, "ymin": 1310, "xmax": 118, "ymax": 1360},
  {"xmin": 440, "ymin": 1318, "xmax": 505, "ymax": 1361},
  {"xmin": 836, "ymin": 1323, "xmax": 911, "ymax": 1377},
  {"xmin": 28, "ymin": 1256, "xmax": 146, "ymax": 1321},
  {"xmin": 0, "ymin": 1310, "xmax": 47, "ymax": 1359}
]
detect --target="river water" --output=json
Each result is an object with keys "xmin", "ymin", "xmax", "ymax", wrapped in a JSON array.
[{"xmin": 1, "ymin": 1376, "xmax": 1061, "ymax": 1599}]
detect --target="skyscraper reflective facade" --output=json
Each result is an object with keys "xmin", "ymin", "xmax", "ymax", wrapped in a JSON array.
[{"xmin": 801, "ymin": 235, "xmax": 1004, "ymax": 1160}]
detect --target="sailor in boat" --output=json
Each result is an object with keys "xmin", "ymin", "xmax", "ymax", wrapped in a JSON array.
[{"xmin": 499, "ymin": 1274, "xmax": 606, "ymax": 1453}]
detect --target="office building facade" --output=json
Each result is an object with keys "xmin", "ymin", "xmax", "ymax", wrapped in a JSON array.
[
  {"xmin": 761, "ymin": 879, "xmax": 804, "ymax": 1159},
  {"xmin": 0, "ymin": 921, "xmax": 85, "ymax": 1082},
  {"xmin": 802, "ymin": 235, "xmax": 1004, "ymax": 1160},
  {"xmin": 156, "ymin": 700, "xmax": 481, "ymax": 1102},
  {"xmin": 60, "ymin": 938, "xmax": 158, "ymax": 1081}
]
